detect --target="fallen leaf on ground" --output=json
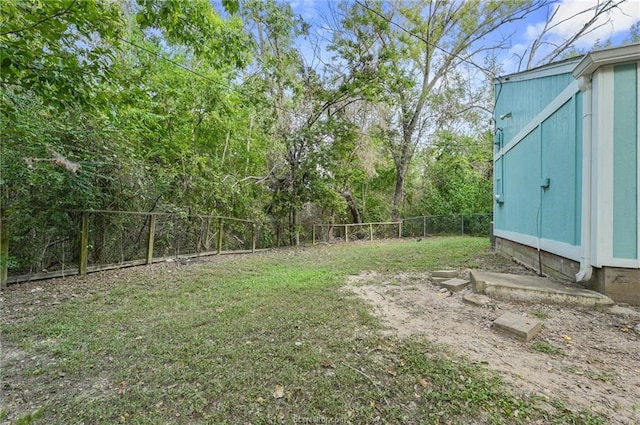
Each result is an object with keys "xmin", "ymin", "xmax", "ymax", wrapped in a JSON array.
[
  {"xmin": 416, "ymin": 377, "xmax": 428, "ymax": 388},
  {"xmin": 273, "ymin": 384, "xmax": 285, "ymax": 399},
  {"xmin": 321, "ymin": 359, "xmax": 335, "ymax": 368}
]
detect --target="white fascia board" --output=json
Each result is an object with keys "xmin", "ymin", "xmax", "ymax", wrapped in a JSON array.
[
  {"xmin": 494, "ymin": 229, "xmax": 582, "ymax": 262},
  {"xmin": 494, "ymin": 80, "xmax": 580, "ymax": 160},
  {"xmin": 496, "ymin": 58, "xmax": 582, "ymax": 83},
  {"xmin": 573, "ymin": 43, "xmax": 640, "ymax": 78}
]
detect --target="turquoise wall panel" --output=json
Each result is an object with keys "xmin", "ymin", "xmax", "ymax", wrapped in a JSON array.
[
  {"xmin": 613, "ymin": 63, "xmax": 638, "ymax": 260},
  {"xmin": 539, "ymin": 98, "xmax": 581, "ymax": 245},
  {"xmin": 501, "ymin": 128, "xmax": 541, "ymax": 236},
  {"xmin": 494, "ymin": 72, "xmax": 575, "ymax": 148},
  {"xmin": 574, "ymin": 92, "xmax": 583, "ymax": 245},
  {"xmin": 494, "ymin": 157, "xmax": 505, "ymax": 227}
]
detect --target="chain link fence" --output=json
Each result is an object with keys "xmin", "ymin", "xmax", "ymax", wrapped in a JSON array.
[{"xmin": 401, "ymin": 214, "xmax": 492, "ymax": 238}]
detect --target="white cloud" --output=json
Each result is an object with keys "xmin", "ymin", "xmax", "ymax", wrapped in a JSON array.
[{"xmin": 528, "ymin": 0, "xmax": 640, "ymax": 48}]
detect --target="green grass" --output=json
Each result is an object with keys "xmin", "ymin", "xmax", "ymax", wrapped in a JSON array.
[
  {"xmin": 529, "ymin": 310, "xmax": 549, "ymax": 320},
  {"xmin": 1, "ymin": 237, "xmax": 607, "ymax": 424},
  {"xmin": 531, "ymin": 341, "xmax": 565, "ymax": 356}
]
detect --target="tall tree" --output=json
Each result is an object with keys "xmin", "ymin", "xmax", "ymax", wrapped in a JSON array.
[
  {"xmin": 330, "ymin": 0, "xmax": 549, "ymax": 219},
  {"xmin": 519, "ymin": 0, "xmax": 628, "ymax": 70}
]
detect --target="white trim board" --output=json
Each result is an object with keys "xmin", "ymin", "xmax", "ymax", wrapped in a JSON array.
[
  {"xmin": 495, "ymin": 80, "xmax": 580, "ymax": 161},
  {"xmin": 592, "ymin": 66, "xmax": 615, "ymax": 268},
  {"xmin": 637, "ymin": 61, "xmax": 640, "ymax": 268},
  {"xmin": 494, "ymin": 229, "xmax": 582, "ymax": 262}
]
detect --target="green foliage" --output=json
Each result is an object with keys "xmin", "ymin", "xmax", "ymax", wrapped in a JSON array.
[
  {"xmin": 0, "ymin": 0, "xmax": 124, "ymax": 112},
  {"xmin": 407, "ymin": 131, "xmax": 493, "ymax": 216}
]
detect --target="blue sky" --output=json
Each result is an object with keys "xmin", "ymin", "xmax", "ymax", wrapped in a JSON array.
[{"xmin": 287, "ymin": 0, "xmax": 640, "ymax": 74}]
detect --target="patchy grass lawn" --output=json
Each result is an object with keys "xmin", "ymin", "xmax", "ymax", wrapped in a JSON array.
[{"xmin": 1, "ymin": 237, "xmax": 606, "ymax": 424}]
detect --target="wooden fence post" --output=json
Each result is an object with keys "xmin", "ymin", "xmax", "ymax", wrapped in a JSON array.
[
  {"xmin": 461, "ymin": 215, "xmax": 465, "ymax": 236},
  {"xmin": 0, "ymin": 209, "xmax": 8, "ymax": 288},
  {"xmin": 369, "ymin": 223, "xmax": 373, "ymax": 241},
  {"xmin": 345, "ymin": 224, "xmax": 349, "ymax": 243},
  {"xmin": 312, "ymin": 225, "xmax": 316, "ymax": 245},
  {"xmin": 217, "ymin": 217, "xmax": 223, "ymax": 254},
  {"xmin": 252, "ymin": 222, "xmax": 256, "ymax": 253},
  {"xmin": 423, "ymin": 216, "xmax": 427, "ymax": 238},
  {"xmin": 146, "ymin": 214, "xmax": 156, "ymax": 264},
  {"xmin": 79, "ymin": 211, "xmax": 89, "ymax": 276},
  {"xmin": 398, "ymin": 221, "xmax": 403, "ymax": 238}
]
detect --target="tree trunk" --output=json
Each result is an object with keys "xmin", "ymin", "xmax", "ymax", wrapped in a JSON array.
[
  {"xmin": 341, "ymin": 188, "xmax": 362, "ymax": 224},
  {"xmin": 392, "ymin": 167, "xmax": 405, "ymax": 221}
]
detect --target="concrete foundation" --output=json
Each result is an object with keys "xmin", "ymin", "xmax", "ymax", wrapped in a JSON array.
[{"xmin": 495, "ymin": 237, "xmax": 640, "ymax": 306}]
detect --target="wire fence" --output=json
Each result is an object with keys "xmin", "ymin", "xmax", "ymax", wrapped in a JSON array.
[
  {"xmin": 1, "ymin": 210, "xmax": 258, "ymax": 286},
  {"xmin": 401, "ymin": 214, "xmax": 492, "ymax": 238},
  {"xmin": 0, "ymin": 211, "xmax": 492, "ymax": 286},
  {"xmin": 312, "ymin": 222, "xmax": 402, "ymax": 244}
]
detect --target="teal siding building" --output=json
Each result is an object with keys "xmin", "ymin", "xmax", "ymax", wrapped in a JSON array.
[{"xmin": 493, "ymin": 43, "xmax": 640, "ymax": 304}]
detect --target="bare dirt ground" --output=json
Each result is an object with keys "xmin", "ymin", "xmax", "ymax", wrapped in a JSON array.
[
  {"xmin": 2, "ymin": 249, "xmax": 640, "ymax": 424},
  {"xmin": 345, "ymin": 267, "xmax": 640, "ymax": 425}
]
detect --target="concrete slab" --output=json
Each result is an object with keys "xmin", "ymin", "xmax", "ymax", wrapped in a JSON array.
[
  {"xmin": 493, "ymin": 312, "xmax": 542, "ymax": 341},
  {"xmin": 432, "ymin": 277, "xmax": 449, "ymax": 284},
  {"xmin": 432, "ymin": 270, "xmax": 458, "ymax": 279},
  {"xmin": 470, "ymin": 270, "xmax": 614, "ymax": 307},
  {"xmin": 440, "ymin": 278, "xmax": 469, "ymax": 292},
  {"xmin": 462, "ymin": 293, "xmax": 494, "ymax": 308}
]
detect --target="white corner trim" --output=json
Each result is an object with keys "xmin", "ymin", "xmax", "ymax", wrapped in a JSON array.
[
  {"xmin": 495, "ymin": 80, "xmax": 580, "ymax": 160},
  {"xmin": 593, "ymin": 67, "xmax": 615, "ymax": 267},
  {"xmin": 494, "ymin": 229, "xmax": 582, "ymax": 262},
  {"xmin": 637, "ymin": 61, "xmax": 640, "ymax": 267}
]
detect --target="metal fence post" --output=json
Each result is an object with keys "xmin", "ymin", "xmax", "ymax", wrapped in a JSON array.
[{"xmin": 79, "ymin": 211, "xmax": 89, "ymax": 276}]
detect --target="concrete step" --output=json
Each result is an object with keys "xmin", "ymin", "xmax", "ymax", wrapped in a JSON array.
[
  {"xmin": 439, "ymin": 278, "xmax": 470, "ymax": 292},
  {"xmin": 462, "ymin": 293, "xmax": 494, "ymax": 308},
  {"xmin": 470, "ymin": 270, "xmax": 614, "ymax": 307},
  {"xmin": 493, "ymin": 312, "xmax": 543, "ymax": 341},
  {"xmin": 432, "ymin": 270, "xmax": 458, "ymax": 279}
]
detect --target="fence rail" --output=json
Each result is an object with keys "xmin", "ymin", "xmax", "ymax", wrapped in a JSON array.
[
  {"xmin": 312, "ymin": 222, "xmax": 402, "ymax": 244},
  {"xmin": 0, "ymin": 210, "xmax": 258, "ymax": 287},
  {"xmin": 0, "ymin": 211, "xmax": 492, "ymax": 287},
  {"xmin": 401, "ymin": 214, "xmax": 492, "ymax": 238}
]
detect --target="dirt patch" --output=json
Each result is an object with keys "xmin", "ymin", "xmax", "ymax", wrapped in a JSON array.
[{"xmin": 345, "ymin": 270, "xmax": 640, "ymax": 424}]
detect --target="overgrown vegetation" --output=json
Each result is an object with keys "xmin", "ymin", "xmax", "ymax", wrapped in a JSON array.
[
  {"xmin": 4, "ymin": 1, "xmax": 635, "ymax": 273},
  {"xmin": 2, "ymin": 238, "xmax": 606, "ymax": 424}
]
